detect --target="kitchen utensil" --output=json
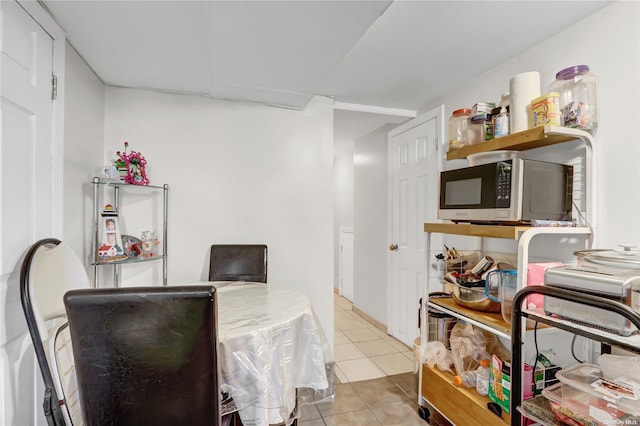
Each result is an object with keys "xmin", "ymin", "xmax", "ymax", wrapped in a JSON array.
[
  {"xmin": 451, "ymin": 281, "xmax": 501, "ymax": 313},
  {"xmin": 485, "ymin": 269, "xmax": 518, "ymax": 323},
  {"xmin": 427, "ymin": 293, "xmax": 457, "ymax": 349}
]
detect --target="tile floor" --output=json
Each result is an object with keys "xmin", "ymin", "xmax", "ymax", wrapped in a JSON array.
[{"xmin": 298, "ymin": 294, "xmax": 427, "ymax": 425}]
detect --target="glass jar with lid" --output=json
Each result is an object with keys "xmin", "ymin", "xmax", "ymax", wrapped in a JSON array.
[
  {"xmin": 548, "ymin": 65, "xmax": 599, "ymax": 134},
  {"xmin": 448, "ymin": 108, "xmax": 471, "ymax": 151}
]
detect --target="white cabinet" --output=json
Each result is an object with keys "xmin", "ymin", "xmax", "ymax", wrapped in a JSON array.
[{"xmin": 91, "ymin": 177, "xmax": 168, "ymax": 287}]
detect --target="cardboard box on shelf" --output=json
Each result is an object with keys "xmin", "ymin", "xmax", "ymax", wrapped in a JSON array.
[{"xmin": 489, "ymin": 355, "xmax": 511, "ymax": 414}]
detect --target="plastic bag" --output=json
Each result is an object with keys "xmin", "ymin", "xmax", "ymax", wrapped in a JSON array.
[
  {"xmin": 449, "ymin": 322, "xmax": 488, "ymax": 374},
  {"xmin": 422, "ymin": 341, "xmax": 454, "ymax": 373}
]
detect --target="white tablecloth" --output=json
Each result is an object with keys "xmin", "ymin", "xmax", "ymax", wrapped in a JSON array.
[{"xmin": 209, "ymin": 282, "xmax": 333, "ymax": 426}]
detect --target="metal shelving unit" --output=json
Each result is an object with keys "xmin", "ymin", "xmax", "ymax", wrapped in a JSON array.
[
  {"xmin": 91, "ymin": 177, "xmax": 168, "ymax": 287},
  {"xmin": 418, "ymin": 126, "xmax": 596, "ymax": 425},
  {"xmin": 511, "ymin": 286, "xmax": 640, "ymax": 425}
]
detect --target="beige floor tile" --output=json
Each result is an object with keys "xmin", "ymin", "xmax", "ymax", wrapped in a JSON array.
[
  {"xmin": 370, "ymin": 353, "xmax": 414, "ymax": 376},
  {"xmin": 336, "ymin": 318, "xmax": 370, "ymax": 331},
  {"xmin": 334, "ymin": 365, "xmax": 348, "ymax": 383},
  {"xmin": 352, "ymin": 377, "xmax": 408, "ymax": 406},
  {"xmin": 334, "ymin": 330, "xmax": 351, "ymax": 345},
  {"xmin": 355, "ymin": 339, "xmax": 399, "ymax": 357},
  {"xmin": 299, "ymin": 402, "xmax": 322, "ymax": 421},
  {"xmin": 402, "ymin": 351, "xmax": 414, "ymax": 361},
  {"xmin": 337, "ymin": 358, "xmax": 386, "ymax": 382},
  {"xmin": 369, "ymin": 399, "xmax": 424, "ymax": 426},
  {"xmin": 316, "ymin": 383, "xmax": 367, "ymax": 417},
  {"xmin": 343, "ymin": 327, "xmax": 380, "ymax": 343},
  {"xmin": 299, "ymin": 418, "xmax": 326, "ymax": 426},
  {"xmin": 335, "ymin": 311, "xmax": 355, "ymax": 322},
  {"xmin": 323, "ymin": 408, "xmax": 382, "ymax": 426},
  {"xmin": 381, "ymin": 334, "xmax": 412, "ymax": 352},
  {"xmin": 334, "ymin": 343, "xmax": 366, "ymax": 362},
  {"xmin": 388, "ymin": 372, "xmax": 418, "ymax": 400}
]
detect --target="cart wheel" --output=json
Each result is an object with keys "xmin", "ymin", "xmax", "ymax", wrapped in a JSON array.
[{"xmin": 418, "ymin": 406, "xmax": 430, "ymax": 421}]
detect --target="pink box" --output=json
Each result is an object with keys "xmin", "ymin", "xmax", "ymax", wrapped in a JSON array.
[{"xmin": 526, "ymin": 262, "xmax": 563, "ymax": 309}]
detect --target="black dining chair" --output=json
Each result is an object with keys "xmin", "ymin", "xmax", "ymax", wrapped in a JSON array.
[
  {"xmin": 63, "ymin": 286, "xmax": 221, "ymax": 426},
  {"xmin": 209, "ymin": 244, "xmax": 268, "ymax": 283},
  {"xmin": 20, "ymin": 238, "xmax": 91, "ymax": 425}
]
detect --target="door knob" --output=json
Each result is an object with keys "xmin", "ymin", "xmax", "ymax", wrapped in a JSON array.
[{"xmin": 389, "ymin": 244, "xmax": 398, "ymax": 251}]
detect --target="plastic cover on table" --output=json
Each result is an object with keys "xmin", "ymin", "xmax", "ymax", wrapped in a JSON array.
[{"xmin": 214, "ymin": 282, "xmax": 334, "ymax": 426}]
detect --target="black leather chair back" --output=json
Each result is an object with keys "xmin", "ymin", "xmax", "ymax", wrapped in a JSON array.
[
  {"xmin": 64, "ymin": 286, "xmax": 219, "ymax": 426},
  {"xmin": 208, "ymin": 244, "xmax": 267, "ymax": 283}
]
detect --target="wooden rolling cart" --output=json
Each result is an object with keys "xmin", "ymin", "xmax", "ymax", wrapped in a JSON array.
[{"xmin": 418, "ymin": 126, "xmax": 596, "ymax": 425}]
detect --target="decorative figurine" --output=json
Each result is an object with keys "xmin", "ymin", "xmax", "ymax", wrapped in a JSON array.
[
  {"xmin": 114, "ymin": 141, "xmax": 149, "ymax": 185},
  {"xmin": 98, "ymin": 204, "xmax": 127, "ymax": 263}
]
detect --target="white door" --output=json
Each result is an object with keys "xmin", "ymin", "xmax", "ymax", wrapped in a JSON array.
[
  {"xmin": 1, "ymin": 1, "xmax": 63, "ymax": 424},
  {"xmin": 387, "ymin": 106, "xmax": 443, "ymax": 347},
  {"xmin": 339, "ymin": 227, "xmax": 354, "ymax": 302}
]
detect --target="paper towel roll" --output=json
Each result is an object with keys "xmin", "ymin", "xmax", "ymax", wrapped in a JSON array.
[{"xmin": 509, "ymin": 71, "xmax": 540, "ymax": 133}]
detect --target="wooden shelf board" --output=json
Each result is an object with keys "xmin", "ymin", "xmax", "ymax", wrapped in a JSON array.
[
  {"xmin": 424, "ymin": 222, "xmax": 531, "ymax": 239},
  {"xmin": 421, "ymin": 364, "xmax": 511, "ymax": 426},
  {"xmin": 446, "ymin": 126, "xmax": 578, "ymax": 160},
  {"xmin": 430, "ymin": 297, "xmax": 511, "ymax": 336},
  {"xmin": 424, "ymin": 222, "xmax": 592, "ymax": 240}
]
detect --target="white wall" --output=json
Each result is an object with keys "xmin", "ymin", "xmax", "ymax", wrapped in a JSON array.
[
  {"xmin": 422, "ymin": 1, "xmax": 640, "ymax": 249},
  {"xmin": 102, "ymin": 88, "xmax": 334, "ymax": 345},
  {"xmin": 63, "ymin": 44, "xmax": 106, "ymax": 262}
]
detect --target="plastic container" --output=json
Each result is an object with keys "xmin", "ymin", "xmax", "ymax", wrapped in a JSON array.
[
  {"xmin": 543, "ymin": 380, "xmax": 640, "ymax": 425},
  {"xmin": 454, "ymin": 370, "xmax": 477, "ymax": 388},
  {"xmin": 485, "ymin": 269, "xmax": 518, "ymax": 323},
  {"xmin": 476, "ymin": 359, "xmax": 490, "ymax": 396},
  {"xmin": 471, "ymin": 102, "xmax": 496, "ymax": 116},
  {"xmin": 467, "ymin": 113, "xmax": 493, "ymax": 145},
  {"xmin": 555, "ymin": 363, "xmax": 640, "ymax": 415},
  {"xmin": 530, "ymin": 92, "xmax": 561, "ymax": 128},
  {"xmin": 549, "ymin": 65, "xmax": 599, "ymax": 134},
  {"xmin": 598, "ymin": 354, "xmax": 640, "ymax": 386},
  {"xmin": 448, "ymin": 108, "xmax": 472, "ymax": 151}
]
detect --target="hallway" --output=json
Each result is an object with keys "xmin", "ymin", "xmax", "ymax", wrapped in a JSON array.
[
  {"xmin": 297, "ymin": 294, "xmax": 426, "ymax": 425},
  {"xmin": 333, "ymin": 294, "xmax": 414, "ymax": 382}
]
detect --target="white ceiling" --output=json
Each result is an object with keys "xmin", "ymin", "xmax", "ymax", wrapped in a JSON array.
[{"xmin": 42, "ymin": 0, "xmax": 612, "ymax": 138}]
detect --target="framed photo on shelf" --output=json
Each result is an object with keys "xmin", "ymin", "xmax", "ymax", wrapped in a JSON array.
[{"xmin": 98, "ymin": 212, "xmax": 127, "ymax": 263}]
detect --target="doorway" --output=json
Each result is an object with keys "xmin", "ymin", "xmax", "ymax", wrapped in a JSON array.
[
  {"xmin": 386, "ymin": 106, "xmax": 443, "ymax": 347},
  {"xmin": 0, "ymin": 1, "xmax": 65, "ymax": 423}
]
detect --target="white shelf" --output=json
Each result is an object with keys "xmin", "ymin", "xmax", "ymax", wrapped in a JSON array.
[{"xmin": 420, "ymin": 127, "xmax": 597, "ymax": 426}]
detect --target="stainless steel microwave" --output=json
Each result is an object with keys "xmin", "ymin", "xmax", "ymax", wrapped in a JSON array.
[{"xmin": 437, "ymin": 159, "xmax": 573, "ymax": 223}]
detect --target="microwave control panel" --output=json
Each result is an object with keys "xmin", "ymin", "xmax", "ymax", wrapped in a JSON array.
[{"xmin": 496, "ymin": 162, "xmax": 511, "ymax": 207}]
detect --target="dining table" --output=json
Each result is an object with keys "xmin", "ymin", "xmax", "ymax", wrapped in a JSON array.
[{"xmin": 186, "ymin": 281, "xmax": 334, "ymax": 426}]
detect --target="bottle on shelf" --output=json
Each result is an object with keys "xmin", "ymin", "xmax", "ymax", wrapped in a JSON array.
[
  {"xmin": 475, "ymin": 359, "xmax": 491, "ymax": 396},
  {"xmin": 454, "ymin": 370, "xmax": 477, "ymax": 388},
  {"xmin": 493, "ymin": 107, "xmax": 510, "ymax": 138}
]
